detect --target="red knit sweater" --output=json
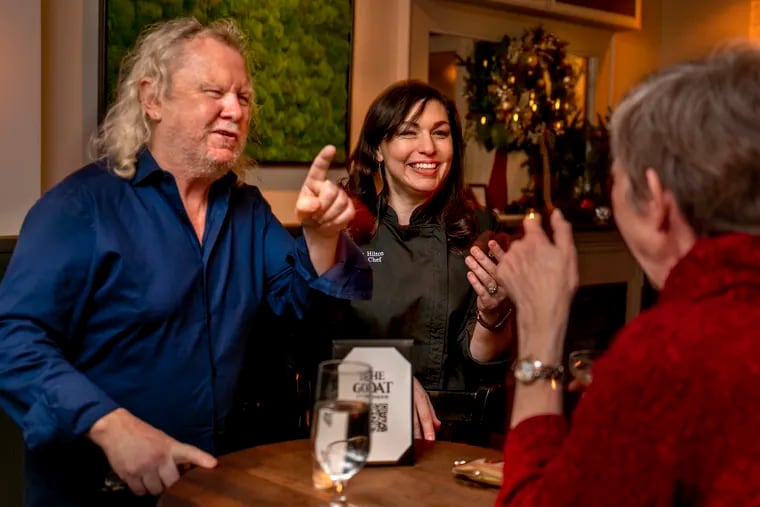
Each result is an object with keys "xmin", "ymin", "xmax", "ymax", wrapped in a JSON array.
[{"xmin": 496, "ymin": 233, "xmax": 760, "ymax": 506}]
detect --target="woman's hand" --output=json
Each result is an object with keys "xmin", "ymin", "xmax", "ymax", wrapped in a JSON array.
[
  {"xmin": 465, "ymin": 233, "xmax": 516, "ymax": 361},
  {"xmin": 413, "ymin": 377, "xmax": 441, "ymax": 440},
  {"xmin": 465, "ymin": 242, "xmax": 512, "ymax": 324},
  {"xmin": 489, "ymin": 209, "xmax": 578, "ymax": 359}
]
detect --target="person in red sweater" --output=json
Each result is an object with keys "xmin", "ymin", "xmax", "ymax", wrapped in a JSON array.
[{"xmin": 465, "ymin": 42, "xmax": 760, "ymax": 505}]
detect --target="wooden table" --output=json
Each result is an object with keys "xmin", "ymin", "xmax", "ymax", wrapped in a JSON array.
[{"xmin": 159, "ymin": 439, "xmax": 501, "ymax": 506}]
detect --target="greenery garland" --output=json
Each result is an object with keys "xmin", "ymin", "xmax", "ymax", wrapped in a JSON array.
[{"xmin": 460, "ymin": 26, "xmax": 580, "ymax": 159}]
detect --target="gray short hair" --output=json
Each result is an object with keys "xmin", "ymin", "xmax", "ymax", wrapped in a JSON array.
[
  {"xmin": 610, "ymin": 41, "xmax": 760, "ymax": 235},
  {"xmin": 90, "ymin": 17, "xmax": 254, "ymax": 180}
]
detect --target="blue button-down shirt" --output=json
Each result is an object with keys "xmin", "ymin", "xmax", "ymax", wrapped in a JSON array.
[{"xmin": 0, "ymin": 150, "xmax": 370, "ymax": 460}]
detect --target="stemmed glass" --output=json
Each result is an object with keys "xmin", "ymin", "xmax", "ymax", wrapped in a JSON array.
[
  {"xmin": 568, "ymin": 349, "xmax": 600, "ymax": 387},
  {"xmin": 312, "ymin": 360, "xmax": 372, "ymax": 507}
]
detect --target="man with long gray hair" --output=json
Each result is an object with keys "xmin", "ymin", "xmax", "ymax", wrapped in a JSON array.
[{"xmin": 0, "ymin": 17, "xmax": 371, "ymax": 506}]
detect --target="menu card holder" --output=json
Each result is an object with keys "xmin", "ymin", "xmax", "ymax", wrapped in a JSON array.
[{"xmin": 332, "ymin": 339, "xmax": 414, "ymax": 465}]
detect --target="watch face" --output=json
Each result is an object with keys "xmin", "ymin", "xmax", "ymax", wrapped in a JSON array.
[{"xmin": 514, "ymin": 359, "xmax": 537, "ymax": 383}]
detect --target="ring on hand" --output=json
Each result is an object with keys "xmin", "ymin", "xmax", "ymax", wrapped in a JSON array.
[{"xmin": 487, "ymin": 285, "xmax": 498, "ymax": 295}]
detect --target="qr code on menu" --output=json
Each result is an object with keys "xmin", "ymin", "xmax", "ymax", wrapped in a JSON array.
[{"xmin": 371, "ymin": 403, "xmax": 388, "ymax": 432}]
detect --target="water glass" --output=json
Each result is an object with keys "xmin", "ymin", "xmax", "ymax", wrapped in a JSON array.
[
  {"xmin": 312, "ymin": 360, "xmax": 372, "ymax": 507},
  {"xmin": 568, "ymin": 349, "xmax": 600, "ymax": 387}
]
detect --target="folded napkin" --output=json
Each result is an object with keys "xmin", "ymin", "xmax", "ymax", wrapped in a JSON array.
[{"xmin": 451, "ymin": 458, "xmax": 503, "ymax": 487}]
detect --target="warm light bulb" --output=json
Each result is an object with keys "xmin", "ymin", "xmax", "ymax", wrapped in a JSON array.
[
  {"xmin": 513, "ymin": 113, "xmax": 519, "ymax": 122},
  {"xmin": 482, "ymin": 59, "xmax": 489, "ymax": 68},
  {"xmin": 445, "ymin": 64, "xmax": 457, "ymax": 83},
  {"xmin": 554, "ymin": 98, "xmax": 561, "ymax": 110},
  {"xmin": 480, "ymin": 116, "xmax": 487, "ymax": 125}
]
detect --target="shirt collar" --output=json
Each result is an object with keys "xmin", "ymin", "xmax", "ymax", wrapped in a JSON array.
[
  {"xmin": 130, "ymin": 149, "xmax": 164, "ymax": 185},
  {"xmin": 130, "ymin": 149, "xmax": 238, "ymax": 190},
  {"xmin": 379, "ymin": 195, "xmax": 439, "ymax": 228}
]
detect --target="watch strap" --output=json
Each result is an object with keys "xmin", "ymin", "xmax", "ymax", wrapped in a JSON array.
[{"xmin": 512, "ymin": 357, "xmax": 565, "ymax": 384}]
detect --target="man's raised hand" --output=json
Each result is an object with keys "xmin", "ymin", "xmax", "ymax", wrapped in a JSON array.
[{"xmin": 296, "ymin": 145, "xmax": 355, "ymax": 236}]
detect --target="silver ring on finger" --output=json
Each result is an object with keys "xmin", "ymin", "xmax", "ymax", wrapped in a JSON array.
[{"xmin": 487, "ymin": 285, "xmax": 498, "ymax": 295}]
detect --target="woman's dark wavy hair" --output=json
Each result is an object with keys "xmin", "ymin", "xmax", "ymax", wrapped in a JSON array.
[{"xmin": 344, "ymin": 80, "xmax": 477, "ymax": 249}]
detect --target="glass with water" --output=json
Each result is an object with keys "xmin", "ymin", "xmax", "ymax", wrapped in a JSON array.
[
  {"xmin": 312, "ymin": 359, "xmax": 372, "ymax": 507},
  {"xmin": 568, "ymin": 349, "xmax": 600, "ymax": 386}
]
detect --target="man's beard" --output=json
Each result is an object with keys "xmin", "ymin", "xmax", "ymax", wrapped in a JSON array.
[
  {"xmin": 201, "ymin": 156, "xmax": 238, "ymax": 177},
  {"xmin": 188, "ymin": 145, "xmax": 244, "ymax": 179}
]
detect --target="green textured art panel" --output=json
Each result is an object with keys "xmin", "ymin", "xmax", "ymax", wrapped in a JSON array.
[{"xmin": 103, "ymin": 0, "xmax": 352, "ymax": 164}]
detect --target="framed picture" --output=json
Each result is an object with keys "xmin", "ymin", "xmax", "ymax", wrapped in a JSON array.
[{"xmin": 98, "ymin": 0, "xmax": 353, "ymax": 165}]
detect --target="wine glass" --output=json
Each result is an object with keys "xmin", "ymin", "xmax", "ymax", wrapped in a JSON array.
[
  {"xmin": 312, "ymin": 359, "xmax": 372, "ymax": 507},
  {"xmin": 568, "ymin": 349, "xmax": 600, "ymax": 387},
  {"xmin": 594, "ymin": 205, "xmax": 612, "ymax": 225}
]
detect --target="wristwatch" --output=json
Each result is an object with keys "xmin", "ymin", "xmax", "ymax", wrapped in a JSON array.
[{"xmin": 512, "ymin": 357, "xmax": 565, "ymax": 384}]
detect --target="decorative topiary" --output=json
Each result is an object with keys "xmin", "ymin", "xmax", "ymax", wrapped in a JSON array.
[
  {"xmin": 459, "ymin": 25, "xmax": 580, "ymax": 160},
  {"xmin": 459, "ymin": 26, "xmax": 587, "ymax": 213}
]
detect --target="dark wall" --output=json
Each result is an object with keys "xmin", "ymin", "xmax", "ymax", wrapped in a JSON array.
[
  {"xmin": 563, "ymin": 282, "xmax": 628, "ymax": 416},
  {"xmin": 0, "ymin": 410, "xmax": 23, "ymax": 507},
  {"xmin": 0, "ymin": 236, "xmax": 23, "ymax": 507}
]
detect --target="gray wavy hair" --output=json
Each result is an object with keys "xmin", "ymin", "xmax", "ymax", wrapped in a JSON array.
[
  {"xmin": 90, "ymin": 17, "xmax": 254, "ymax": 180},
  {"xmin": 610, "ymin": 40, "xmax": 760, "ymax": 235}
]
